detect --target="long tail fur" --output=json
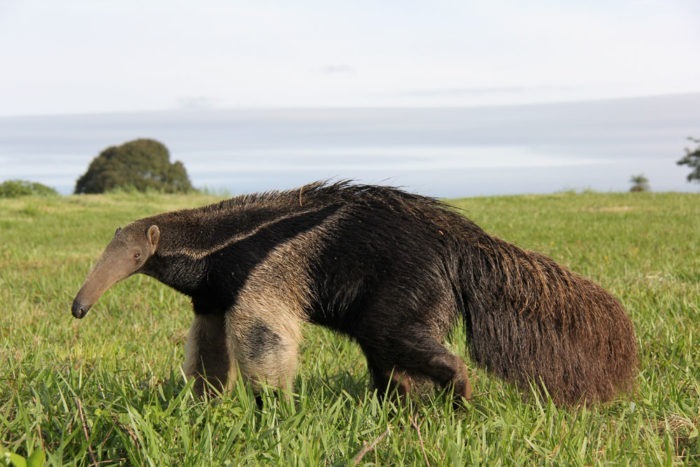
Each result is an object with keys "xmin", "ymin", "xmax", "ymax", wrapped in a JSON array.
[
  {"xmin": 457, "ymin": 230, "xmax": 638, "ymax": 405},
  {"xmin": 299, "ymin": 181, "xmax": 638, "ymax": 405}
]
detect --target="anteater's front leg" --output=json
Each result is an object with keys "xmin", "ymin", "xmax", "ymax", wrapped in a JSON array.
[
  {"xmin": 183, "ymin": 313, "xmax": 233, "ymax": 396},
  {"xmin": 226, "ymin": 312, "xmax": 302, "ymax": 399}
]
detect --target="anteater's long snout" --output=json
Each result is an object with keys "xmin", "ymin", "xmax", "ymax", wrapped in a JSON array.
[
  {"xmin": 71, "ymin": 298, "xmax": 91, "ymax": 319},
  {"xmin": 71, "ymin": 278, "xmax": 102, "ymax": 319},
  {"xmin": 70, "ymin": 257, "xmax": 120, "ymax": 320},
  {"xmin": 70, "ymin": 244, "xmax": 141, "ymax": 319}
]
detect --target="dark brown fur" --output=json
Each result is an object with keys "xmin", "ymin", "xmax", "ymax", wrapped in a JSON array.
[{"xmin": 72, "ymin": 181, "xmax": 638, "ymax": 406}]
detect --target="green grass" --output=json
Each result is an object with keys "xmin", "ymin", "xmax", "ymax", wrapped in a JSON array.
[{"xmin": 1, "ymin": 191, "xmax": 698, "ymax": 465}]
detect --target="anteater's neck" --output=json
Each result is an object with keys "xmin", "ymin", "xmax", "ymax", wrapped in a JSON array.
[{"xmin": 138, "ymin": 200, "xmax": 342, "ymax": 312}]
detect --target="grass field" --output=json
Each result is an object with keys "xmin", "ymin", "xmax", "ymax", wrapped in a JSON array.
[{"xmin": 1, "ymin": 190, "xmax": 698, "ymax": 465}]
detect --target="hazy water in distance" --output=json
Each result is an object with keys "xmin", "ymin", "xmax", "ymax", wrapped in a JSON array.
[{"xmin": 1, "ymin": 94, "xmax": 698, "ymax": 197}]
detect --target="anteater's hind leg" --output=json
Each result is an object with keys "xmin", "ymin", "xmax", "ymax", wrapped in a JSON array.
[
  {"xmin": 362, "ymin": 334, "xmax": 471, "ymax": 405},
  {"xmin": 183, "ymin": 313, "xmax": 232, "ymax": 396},
  {"xmin": 421, "ymin": 349, "xmax": 472, "ymax": 405}
]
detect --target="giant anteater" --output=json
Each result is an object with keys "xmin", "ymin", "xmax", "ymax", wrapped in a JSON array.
[{"xmin": 71, "ymin": 181, "xmax": 638, "ymax": 406}]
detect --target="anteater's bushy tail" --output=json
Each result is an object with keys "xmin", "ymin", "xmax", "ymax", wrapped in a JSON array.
[{"xmin": 458, "ymin": 234, "xmax": 638, "ymax": 405}]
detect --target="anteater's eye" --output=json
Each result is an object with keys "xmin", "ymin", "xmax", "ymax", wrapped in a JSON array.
[{"xmin": 134, "ymin": 252, "xmax": 142, "ymax": 260}]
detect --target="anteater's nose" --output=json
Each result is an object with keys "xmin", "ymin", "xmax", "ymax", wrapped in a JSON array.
[{"xmin": 71, "ymin": 299, "xmax": 91, "ymax": 319}]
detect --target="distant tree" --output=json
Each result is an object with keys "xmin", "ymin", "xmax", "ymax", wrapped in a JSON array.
[
  {"xmin": 629, "ymin": 174, "xmax": 650, "ymax": 192},
  {"xmin": 0, "ymin": 180, "xmax": 58, "ymax": 198},
  {"xmin": 676, "ymin": 137, "xmax": 700, "ymax": 183},
  {"xmin": 74, "ymin": 139, "xmax": 193, "ymax": 194}
]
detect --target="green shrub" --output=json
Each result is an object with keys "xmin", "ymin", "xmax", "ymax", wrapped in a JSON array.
[
  {"xmin": 0, "ymin": 180, "xmax": 58, "ymax": 198},
  {"xmin": 74, "ymin": 138, "xmax": 194, "ymax": 194}
]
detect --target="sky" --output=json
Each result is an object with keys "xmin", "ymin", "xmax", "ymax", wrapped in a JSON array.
[{"xmin": 1, "ymin": 0, "xmax": 699, "ymax": 116}]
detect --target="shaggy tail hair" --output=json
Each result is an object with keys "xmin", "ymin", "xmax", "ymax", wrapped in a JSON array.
[
  {"xmin": 309, "ymin": 181, "xmax": 638, "ymax": 405},
  {"xmin": 458, "ymin": 231, "xmax": 638, "ymax": 405}
]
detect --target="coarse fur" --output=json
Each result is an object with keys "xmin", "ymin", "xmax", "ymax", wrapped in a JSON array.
[{"xmin": 72, "ymin": 181, "xmax": 638, "ymax": 406}]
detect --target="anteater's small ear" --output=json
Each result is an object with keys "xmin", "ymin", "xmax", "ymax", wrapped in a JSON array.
[{"xmin": 147, "ymin": 225, "xmax": 160, "ymax": 254}]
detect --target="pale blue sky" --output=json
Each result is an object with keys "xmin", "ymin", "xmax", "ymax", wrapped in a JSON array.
[{"xmin": 1, "ymin": 0, "xmax": 699, "ymax": 116}]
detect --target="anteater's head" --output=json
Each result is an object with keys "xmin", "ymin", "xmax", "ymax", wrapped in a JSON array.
[{"xmin": 71, "ymin": 223, "xmax": 160, "ymax": 319}]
